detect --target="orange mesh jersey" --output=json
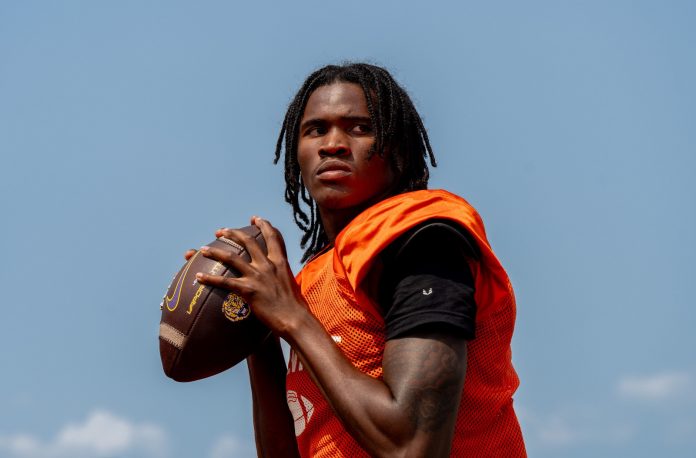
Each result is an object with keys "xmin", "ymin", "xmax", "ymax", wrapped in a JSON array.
[{"xmin": 285, "ymin": 189, "xmax": 526, "ymax": 457}]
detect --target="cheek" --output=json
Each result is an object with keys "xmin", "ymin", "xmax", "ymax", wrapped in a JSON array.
[
  {"xmin": 296, "ymin": 149, "xmax": 312, "ymax": 184},
  {"xmin": 366, "ymin": 157, "xmax": 395, "ymax": 186}
]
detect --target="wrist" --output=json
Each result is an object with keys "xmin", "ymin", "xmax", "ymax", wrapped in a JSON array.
[
  {"xmin": 247, "ymin": 334, "xmax": 281, "ymax": 363},
  {"xmin": 278, "ymin": 304, "xmax": 315, "ymax": 345}
]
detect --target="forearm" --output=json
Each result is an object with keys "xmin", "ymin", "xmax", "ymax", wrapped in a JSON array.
[
  {"xmin": 247, "ymin": 336, "xmax": 300, "ymax": 458},
  {"xmin": 284, "ymin": 311, "xmax": 467, "ymax": 458},
  {"xmin": 286, "ymin": 316, "xmax": 398, "ymax": 453}
]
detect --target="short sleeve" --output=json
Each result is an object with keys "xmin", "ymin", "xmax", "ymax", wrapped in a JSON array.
[{"xmin": 378, "ymin": 220, "xmax": 478, "ymax": 341}]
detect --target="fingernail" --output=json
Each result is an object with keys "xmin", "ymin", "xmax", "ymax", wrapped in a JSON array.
[
  {"xmin": 200, "ymin": 246, "xmax": 209, "ymax": 253},
  {"xmin": 196, "ymin": 273, "xmax": 204, "ymax": 280}
]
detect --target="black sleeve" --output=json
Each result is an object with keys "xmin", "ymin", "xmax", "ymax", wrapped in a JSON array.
[{"xmin": 378, "ymin": 220, "xmax": 479, "ymax": 341}]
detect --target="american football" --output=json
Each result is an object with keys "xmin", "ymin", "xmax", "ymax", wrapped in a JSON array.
[{"xmin": 159, "ymin": 225, "xmax": 271, "ymax": 382}]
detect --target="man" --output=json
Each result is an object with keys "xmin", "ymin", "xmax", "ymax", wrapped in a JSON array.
[{"xmin": 194, "ymin": 63, "xmax": 526, "ymax": 457}]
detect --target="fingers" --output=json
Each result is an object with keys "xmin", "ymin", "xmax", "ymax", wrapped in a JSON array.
[
  {"xmin": 252, "ymin": 216, "xmax": 288, "ymax": 260},
  {"xmin": 216, "ymin": 218, "xmax": 286, "ymax": 263},
  {"xmin": 214, "ymin": 227, "xmax": 263, "ymax": 264},
  {"xmin": 195, "ymin": 271, "xmax": 251, "ymax": 296},
  {"xmin": 199, "ymin": 245, "xmax": 251, "ymax": 275},
  {"xmin": 193, "ymin": 219, "xmax": 289, "ymax": 301},
  {"xmin": 184, "ymin": 249, "xmax": 197, "ymax": 261}
]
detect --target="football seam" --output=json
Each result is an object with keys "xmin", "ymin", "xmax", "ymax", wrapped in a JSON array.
[
  {"xmin": 217, "ymin": 236, "xmax": 245, "ymax": 253},
  {"xmin": 159, "ymin": 322, "xmax": 186, "ymax": 349}
]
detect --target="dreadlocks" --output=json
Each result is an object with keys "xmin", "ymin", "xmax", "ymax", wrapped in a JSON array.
[{"xmin": 274, "ymin": 62, "xmax": 437, "ymax": 262}]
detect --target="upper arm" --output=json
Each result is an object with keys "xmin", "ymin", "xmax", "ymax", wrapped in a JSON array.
[
  {"xmin": 376, "ymin": 220, "xmax": 478, "ymax": 342},
  {"xmin": 391, "ymin": 220, "xmax": 479, "ymax": 262},
  {"xmin": 357, "ymin": 220, "xmax": 474, "ymax": 456},
  {"xmin": 382, "ymin": 327, "xmax": 468, "ymax": 457}
]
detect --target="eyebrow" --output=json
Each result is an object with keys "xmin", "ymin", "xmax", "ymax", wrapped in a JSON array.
[{"xmin": 300, "ymin": 116, "xmax": 372, "ymax": 131}]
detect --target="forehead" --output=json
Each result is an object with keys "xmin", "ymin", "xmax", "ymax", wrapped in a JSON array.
[{"xmin": 301, "ymin": 82, "xmax": 369, "ymax": 121}]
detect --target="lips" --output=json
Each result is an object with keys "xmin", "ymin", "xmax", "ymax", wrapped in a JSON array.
[{"xmin": 315, "ymin": 160, "xmax": 352, "ymax": 179}]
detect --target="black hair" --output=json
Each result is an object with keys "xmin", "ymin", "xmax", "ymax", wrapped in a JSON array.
[{"xmin": 274, "ymin": 62, "xmax": 436, "ymax": 262}]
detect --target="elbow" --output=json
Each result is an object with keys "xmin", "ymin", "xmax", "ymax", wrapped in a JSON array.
[
  {"xmin": 370, "ymin": 445, "xmax": 450, "ymax": 458},
  {"xmin": 362, "ymin": 434, "xmax": 452, "ymax": 458}
]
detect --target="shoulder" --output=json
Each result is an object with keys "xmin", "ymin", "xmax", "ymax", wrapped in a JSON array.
[
  {"xmin": 334, "ymin": 190, "xmax": 485, "ymax": 289},
  {"xmin": 383, "ymin": 219, "xmax": 480, "ymax": 263},
  {"xmin": 338, "ymin": 189, "xmax": 485, "ymax": 258},
  {"xmin": 377, "ymin": 220, "xmax": 479, "ymax": 341}
]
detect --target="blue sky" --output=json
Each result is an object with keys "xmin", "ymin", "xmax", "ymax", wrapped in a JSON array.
[{"xmin": 1, "ymin": 1, "xmax": 694, "ymax": 457}]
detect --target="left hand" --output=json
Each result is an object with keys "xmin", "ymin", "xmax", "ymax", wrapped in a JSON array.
[{"xmin": 195, "ymin": 216, "xmax": 309, "ymax": 337}]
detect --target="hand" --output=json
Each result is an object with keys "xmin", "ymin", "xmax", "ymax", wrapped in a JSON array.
[{"xmin": 194, "ymin": 216, "xmax": 309, "ymax": 337}]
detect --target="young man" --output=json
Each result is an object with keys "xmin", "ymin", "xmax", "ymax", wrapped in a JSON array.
[{"xmin": 195, "ymin": 63, "xmax": 526, "ymax": 457}]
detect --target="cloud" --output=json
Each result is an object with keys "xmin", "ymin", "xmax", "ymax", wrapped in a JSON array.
[
  {"xmin": 618, "ymin": 371, "xmax": 693, "ymax": 401},
  {"xmin": 517, "ymin": 403, "xmax": 635, "ymax": 451},
  {"xmin": 0, "ymin": 410, "xmax": 167, "ymax": 458},
  {"xmin": 519, "ymin": 371, "xmax": 696, "ymax": 454},
  {"xmin": 209, "ymin": 434, "xmax": 255, "ymax": 458},
  {"xmin": 517, "ymin": 404, "xmax": 586, "ymax": 448},
  {"xmin": 535, "ymin": 414, "xmax": 581, "ymax": 446}
]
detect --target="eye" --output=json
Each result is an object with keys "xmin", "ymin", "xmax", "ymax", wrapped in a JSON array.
[
  {"xmin": 351, "ymin": 123, "xmax": 373, "ymax": 135},
  {"xmin": 304, "ymin": 125, "xmax": 327, "ymax": 137}
]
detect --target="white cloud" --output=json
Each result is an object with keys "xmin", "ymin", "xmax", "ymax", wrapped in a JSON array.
[
  {"xmin": 517, "ymin": 403, "xmax": 635, "ymax": 450},
  {"xmin": 0, "ymin": 435, "xmax": 43, "ymax": 456},
  {"xmin": 536, "ymin": 414, "xmax": 581, "ymax": 446},
  {"xmin": 209, "ymin": 434, "xmax": 255, "ymax": 458},
  {"xmin": 0, "ymin": 410, "xmax": 167, "ymax": 458},
  {"xmin": 618, "ymin": 371, "xmax": 693, "ymax": 401},
  {"xmin": 518, "ymin": 404, "xmax": 586, "ymax": 448}
]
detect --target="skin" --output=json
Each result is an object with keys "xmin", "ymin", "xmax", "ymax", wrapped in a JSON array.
[
  {"xmin": 192, "ymin": 83, "xmax": 468, "ymax": 458},
  {"xmin": 296, "ymin": 83, "xmax": 397, "ymax": 240}
]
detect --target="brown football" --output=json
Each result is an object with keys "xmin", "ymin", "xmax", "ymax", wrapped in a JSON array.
[{"xmin": 159, "ymin": 225, "xmax": 271, "ymax": 382}]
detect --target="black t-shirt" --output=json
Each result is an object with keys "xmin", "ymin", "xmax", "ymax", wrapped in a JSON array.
[{"xmin": 377, "ymin": 220, "xmax": 479, "ymax": 341}]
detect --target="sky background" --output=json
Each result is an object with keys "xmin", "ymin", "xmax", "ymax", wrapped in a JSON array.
[{"xmin": 1, "ymin": 1, "xmax": 694, "ymax": 457}]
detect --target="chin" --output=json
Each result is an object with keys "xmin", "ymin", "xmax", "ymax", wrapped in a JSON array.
[
  {"xmin": 316, "ymin": 195, "xmax": 356, "ymax": 210},
  {"xmin": 313, "ymin": 190, "xmax": 365, "ymax": 211}
]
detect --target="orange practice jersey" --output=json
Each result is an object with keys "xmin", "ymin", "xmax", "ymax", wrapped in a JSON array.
[{"xmin": 285, "ymin": 189, "xmax": 526, "ymax": 457}]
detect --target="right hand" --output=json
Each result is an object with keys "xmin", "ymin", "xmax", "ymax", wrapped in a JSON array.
[{"xmin": 195, "ymin": 218, "xmax": 309, "ymax": 338}]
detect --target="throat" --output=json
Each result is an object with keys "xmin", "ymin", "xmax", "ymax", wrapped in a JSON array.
[{"xmin": 319, "ymin": 207, "xmax": 364, "ymax": 243}]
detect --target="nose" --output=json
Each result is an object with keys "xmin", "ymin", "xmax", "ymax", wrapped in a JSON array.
[{"xmin": 319, "ymin": 128, "xmax": 350, "ymax": 157}]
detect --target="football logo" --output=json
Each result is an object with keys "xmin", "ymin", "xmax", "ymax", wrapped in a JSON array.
[
  {"xmin": 222, "ymin": 293, "xmax": 250, "ymax": 322},
  {"xmin": 164, "ymin": 253, "xmax": 199, "ymax": 312}
]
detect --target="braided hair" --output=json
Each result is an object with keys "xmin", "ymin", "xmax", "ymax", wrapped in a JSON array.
[{"xmin": 274, "ymin": 62, "xmax": 437, "ymax": 262}]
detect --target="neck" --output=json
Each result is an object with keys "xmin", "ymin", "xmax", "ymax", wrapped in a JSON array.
[
  {"xmin": 319, "ymin": 207, "xmax": 362, "ymax": 243},
  {"xmin": 318, "ymin": 188, "xmax": 399, "ymax": 243}
]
